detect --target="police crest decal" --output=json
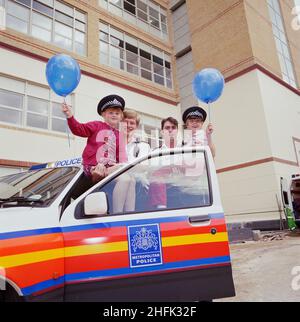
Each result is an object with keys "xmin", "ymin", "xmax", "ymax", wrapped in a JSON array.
[{"xmin": 128, "ymin": 224, "xmax": 163, "ymax": 268}]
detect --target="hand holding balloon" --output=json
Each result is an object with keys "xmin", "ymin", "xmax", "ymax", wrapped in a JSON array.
[{"xmin": 62, "ymin": 102, "xmax": 73, "ymax": 119}]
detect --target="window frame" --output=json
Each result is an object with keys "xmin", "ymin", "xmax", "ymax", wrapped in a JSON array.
[
  {"xmin": 0, "ymin": 76, "xmax": 73, "ymax": 134},
  {"xmin": 74, "ymin": 148, "xmax": 213, "ymax": 220},
  {"xmin": 3, "ymin": 0, "xmax": 87, "ymax": 56}
]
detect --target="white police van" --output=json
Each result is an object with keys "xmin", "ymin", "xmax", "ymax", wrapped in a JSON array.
[{"xmin": 0, "ymin": 146, "xmax": 235, "ymax": 302}]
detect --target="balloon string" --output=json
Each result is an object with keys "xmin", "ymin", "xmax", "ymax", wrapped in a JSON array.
[
  {"xmin": 208, "ymin": 102, "xmax": 211, "ymax": 124},
  {"xmin": 64, "ymin": 97, "xmax": 71, "ymax": 148}
]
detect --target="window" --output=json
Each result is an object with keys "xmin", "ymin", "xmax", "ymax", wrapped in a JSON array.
[
  {"xmin": 0, "ymin": 88, "xmax": 23, "ymax": 125},
  {"xmin": 3, "ymin": 0, "xmax": 87, "ymax": 55},
  {"xmin": 99, "ymin": 0, "xmax": 169, "ymax": 40},
  {"xmin": 268, "ymin": 0, "xmax": 297, "ymax": 88},
  {"xmin": 0, "ymin": 167, "xmax": 80, "ymax": 207},
  {"xmin": 99, "ymin": 22, "xmax": 173, "ymax": 89},
  {"xmin": 87, "ymin": 151, "xmax": 210, "ymax": 216},
  {"xmin": 0, "ymin": 75, "xmax": 72, "ymax": 133}
]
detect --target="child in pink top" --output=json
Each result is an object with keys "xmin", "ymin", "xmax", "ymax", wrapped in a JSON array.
[{"xmin": 62, "ymin": 95, "xmax": 132, "ymax": 214}]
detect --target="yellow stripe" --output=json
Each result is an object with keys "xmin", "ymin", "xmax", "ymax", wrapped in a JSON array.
[
  {"xmin": 0, "ymin": 248, "xmax": 65, "ymax": 269},
  {"xmin": 162, "ymin": 232, "xmax": 228, "ymax": 247},
  {"xmin": 64, "ymin": 241, "xmax": 128, "ymax": 258},
  {"xmin": 0, "ymin": 233, "xmax": 228, "ymax": 269}
]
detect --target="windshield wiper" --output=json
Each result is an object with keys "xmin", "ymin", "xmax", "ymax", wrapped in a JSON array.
[{"xmin": 0, "ymin": 196, "xmax": 45, "ymax": 206}]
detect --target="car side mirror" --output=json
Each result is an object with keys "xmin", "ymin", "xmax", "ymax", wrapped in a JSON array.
[{"xmin": 84, "ymin": 192, "xmax": 108, "ymax": 216}]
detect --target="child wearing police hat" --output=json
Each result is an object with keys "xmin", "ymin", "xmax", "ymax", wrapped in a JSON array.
[
  {"xmin": 62, "ymin": 95, "xmax": 136, "ymax": 213},
  {"xmin": 182, "ymin": 106, "xmax": 216, "ymax": 158}
]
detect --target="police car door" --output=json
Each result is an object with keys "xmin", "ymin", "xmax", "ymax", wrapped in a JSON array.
[{"xmin": 60, "ymin": 147, "xmax": 235, "ymax": 301}]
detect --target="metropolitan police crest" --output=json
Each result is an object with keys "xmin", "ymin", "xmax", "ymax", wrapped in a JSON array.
[
  {"xmin": 131, "ymin": 227, "xmax": 159, "ymax": 252},
  {"xmin": 128, "ymin": 224, "xmax": 163, "ymax": 268}
]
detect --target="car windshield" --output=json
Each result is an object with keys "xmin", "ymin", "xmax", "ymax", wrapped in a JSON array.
[{"xmin": 0, "ymin": 167, "xmax": 80, "ymax": 207}]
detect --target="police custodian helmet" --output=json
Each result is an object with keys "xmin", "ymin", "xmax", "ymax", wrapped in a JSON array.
[
  {"xmin": 97, "ymin": 94, "xmax": 125, "ymax": 116},
  {"xmin": 182, "ymin": 106, "xmax": 207, "ymax": 124}
]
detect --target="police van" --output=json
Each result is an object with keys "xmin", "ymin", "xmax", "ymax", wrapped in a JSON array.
[
  {"xmin": 280, "ymin": 175, "xmax": 300, "ymax": 231},
  {"xmin": 0, "ymin": 146, "xmax": 235, "ymax": 302}
]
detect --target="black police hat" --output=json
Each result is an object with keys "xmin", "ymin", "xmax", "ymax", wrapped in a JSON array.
[
  {"xmin": 97, "ymin": 94, "xmax": 125, "ymax": 115},
  {"xmin": 182, "ymin": 106, "xmax": 207, "ymax": 123}
]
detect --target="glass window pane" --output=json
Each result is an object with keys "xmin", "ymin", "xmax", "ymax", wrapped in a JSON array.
[
  {"xmin": 127, "ymin": 63, "xmax": 138, "ymax": 75},
  {"xmin": 33, "ymin": 0, "xmax": 54, "ymax": 16},
  {"xmin": 55, "ymin": 0, "xmax": 73, "ymax": 17},
  {"xmin": 52, "ymin": 117, "xmax": 67, "ymax": 132},
  {"xmin": 126, "ymin": 50, "xmax": 138, "ymax": 64},
  {"xmin": 100, "ymin": 32, "xmax": 109, "ymax": 42},
  {"xmin": 32, "ymin": 12, "xmax": 52, "ymax": 29},
  {"xmin": 27, "ymin": 113, "xmax": 48, "ymax": 129},
  {"xmin": 150, "ymin": 18, "xmax": 160, "ymax": 29},
  {"xmin": 153, "ymin": 55, "xmax": 164, "ymax": 65},
  {"xmin": 140, "ymin": 49, "xmax": 151, "ymax": 60},
  {"xmin": 95, "ymin": 151, "xmax": 210, "ymax": 215},
  {"xmin": 7, "ymin": 1, "xmax": 30, "ymax": 20},
  {"xmin": 32, "ymin": 25, "xmax": 52, "ymax": 42},
  {"xmin": 100, "ymin": 41, "xmax": 109, "ymax": 54},
  {"xmin": 75, "ymin": 42, "xmax": 85, "ymax": 56},
  {"xmin": 166, "ymin": 78, "xmax": 172, "ymax": 89},
  {"xmin": 55, "ymin": 11, "xmax": 73, "ymax": 26},
  {"xmin": 75, "ymin": 10, "xmax": 86, "ymax": 23},
  {"xmin": 161, "ymin": 14, "xmax": 167, "ymax": 24},
  {"xmin": 125, "ymin": 43, "xmax": 138, "ymax": 54},
  {"xmin": 75, "ymin": 30, "xmax": 85, "ymax": 44},
  {"xmin": 137, "ymin": 9, "xmax": 147, "ymax": 22},
  {"xmin": 7, "ymin": 15, "xmax": 28, "ymax": 33},
  {"xmin": 15, "ymin": 0, "xmax": 31, "ymax": 7},
  {"xmin": 52, "ymin": 102, "xmax": 64, "ymax": 117},
  {"xmin": 54, "ymin": 34, "xmax": 72, "ymax": 50},
  {"xmin": 54, "ymin": 21, "xmax": 72, "ymax": 38},
  {"xmin": 75, "ymin": 20, "xmax": 85, "ymax": 32},
  {"xmin": 38, "ymin": 0, "xmax": 54, "ymax": 7},
  {"xmin": 149, "ymin": 7, "xmax": 159, "ymax": 19},
  {"xmin": 0, "ymin": 106, "xmax": 22, "ymax": 125},
  {"xmin": 110, "ymin": 35, "xmax": 124, "ymax": 48},
  {"xmin": 153, "ymin": 63, "xmax": 164, "ymax": 76},
  {"xmin": 165, "ymin": 68, "xmax": 172, "ymax": 79},
  {"xmin": 124, "ymin": 0, "xmax": 136, "ymax": 15},
  {"xmin": 0, "ymin": 89, "xmax": 23, "ymax": 108},
  {"xmin": 109, "ymin": 0, "xmax": 122, "ymax": 7},
  {"xmin": 28, "ymin": 96, "xmax": 48, "ymax": 114},
  {"xmin": 140, "ymin": 57, "xmax": 151, "ymax": 70},
  {"xmin": 137, "ymin": 0, "xmax": 147, "ymax": 12},
  {"xmin": 111, "ymin": 57, "xmax": 124, "ymax": 70},
  {"xmin": 100, "ymin": 52, "xmax": 109, "ymax": 65},
  {"xmin": 154, "ymin": 74, "xmax": 164, "ymax": 85},
  {"xmin": 111, "ymin": 46, "xmax": 124, "ymax": 59},
  {"xmin": 141, "ymin": 69, "xmax": 152, "ymax": 81}
]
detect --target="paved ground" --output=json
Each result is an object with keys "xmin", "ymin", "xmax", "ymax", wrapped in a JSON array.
[{"xmin": 217, "ymin": 230, "xmax": 300, "ymax": 302}]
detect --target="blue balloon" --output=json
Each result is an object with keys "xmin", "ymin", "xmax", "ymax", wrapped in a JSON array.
[
  {"xmin": 46, "ymin": 54, "xmax": 81, "ymax": 97},
  {"xmin": 193, "ymin": 68, "xmax": 225, "ymax": 104}
]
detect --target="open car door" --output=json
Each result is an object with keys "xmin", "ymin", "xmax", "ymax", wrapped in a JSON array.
[{"xmin": 280, "ymin": 177, "xmax": 297, "ymax": 231}]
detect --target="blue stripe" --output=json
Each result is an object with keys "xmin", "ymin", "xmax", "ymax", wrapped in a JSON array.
[
  {"xmin": 0, "ymin": 227, "xmax": 61, "ymax": 241},
  {"xmin": 21, "ymin": 277, "xmax": 65, "ymax": 296},
  {"xmin": 0, "ymin": 213, "xmax": 225, "ymax": 241},
  {"xmin": 29, "ymin": 164, "xmax": 48, "ymax": 170},
  {"xmin": 21, "ymin": 256, "xmax": 230, "ymax": 296}
]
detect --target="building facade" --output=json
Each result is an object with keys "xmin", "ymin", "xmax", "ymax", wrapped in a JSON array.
[{"xmin": 0, "ymin": 0, "xmax": 300, "ymax": 226}]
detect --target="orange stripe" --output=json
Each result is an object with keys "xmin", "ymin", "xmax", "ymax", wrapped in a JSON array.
[
  {"xmin": 163, "ymin": 242, "xmax": 230, "ymax": 263},
  {"xmin": 65, "ymin": 251, "xmax": 129, "ymax": 275},
  {"xmin": 63, "ymin": 226, "xmax": 127, "ymax": 247},
  {"xmin": 6, "ymin": 258, "xmax": 64, "ymax": 288},
  {"xmin": 0, "ymin": 233, "xmax": 63, "ymax": 257},
  {"xmin": 160, "ymin": 219, "xmax": 226, "ymax": 237}
]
